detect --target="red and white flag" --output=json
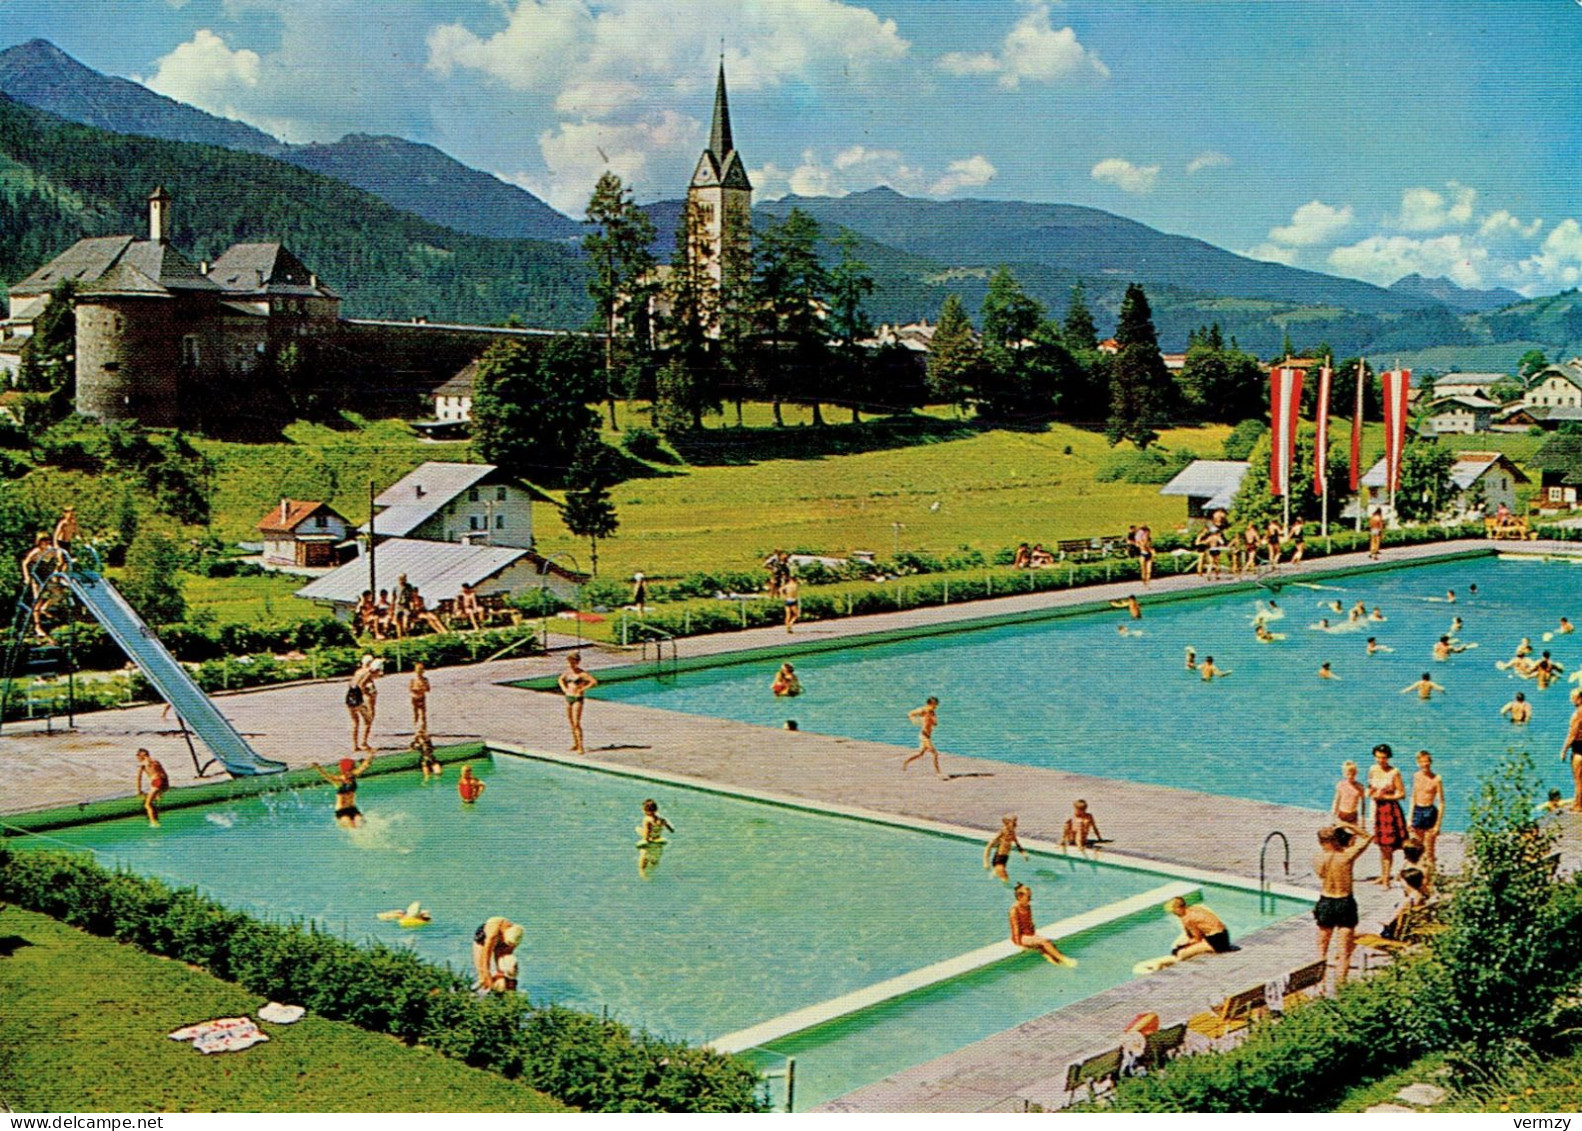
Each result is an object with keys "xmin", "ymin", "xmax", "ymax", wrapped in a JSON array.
[
  {"xmin": 1382, "ymin": 368, "xmax": 1411, "ymax": 493},
  {"xmin": 1349, "ymin": 359, "xmax": 1366, "ymax": 492},
  {"xmin": 1314, "ymin": 360, "xmax": 1332, "ymax": 496},
  {"xmin": 1269, "ymin": 365, "xmax": 1304, "ymax": 497}
]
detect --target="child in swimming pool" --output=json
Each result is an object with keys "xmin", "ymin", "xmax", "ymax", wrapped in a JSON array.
[{"xmin": 638, "ymin": 798, "xmax": 674, "ymax": 844}]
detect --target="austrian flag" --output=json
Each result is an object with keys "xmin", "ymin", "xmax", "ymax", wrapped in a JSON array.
[{"xmin": 1268, "ymin": 365, "xmax": 1304, "ymax": 497}]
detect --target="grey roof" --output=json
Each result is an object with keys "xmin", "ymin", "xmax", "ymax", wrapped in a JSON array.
[
  {"xmin": 1524, "ymin": 404, "xmax": 1582, "ymax": 422},
  {"xmin": 435, "ymin": 362, "xmax": 477, "ymax": 398},
  {"xmin": 78, "ymin": 261, "xmax": 173, "ymax": 299},
  {"xmin": 1426, "ymin": 394, "xmax": 1499, "ymax": 411},
  {"xmin": 1360, "ymin": 453, "xmax": 1526, "ymax": 490},
  {"xmin": 10, "ymin": 234, "xmax": 218, "ymax": 297},
  {"xmin": 207, "ymin": 243, "xmax": 338, "ymax": 298},
  {"xmin": 295, "ymin": 539, "xmax": 534, "ymax": 605},
  {"xmin": 1159, "ymin": 460, "xmax": 1250, "ymax": 502},
  {"xmin": 359, "ymin": 462, "xmax": 501, "ymax": 537},
  {"xmin": 1530, "ymin": 361, "xmax": 1582, "ymax": 391}
]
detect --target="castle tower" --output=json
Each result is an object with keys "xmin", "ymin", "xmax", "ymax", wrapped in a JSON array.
[
  {"xmin": 148, "ymin": 185, "xmax": 171, "ymax": 243},
  {"xmin": 686, "ymin": 60, "xmax": 752, "ymax": 298}
]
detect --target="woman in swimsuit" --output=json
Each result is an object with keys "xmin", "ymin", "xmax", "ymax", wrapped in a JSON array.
[
  {"xmin": 558, "ymin": 653, "xmax": 597, "ymax": 755},
  {"xmin": 1136, "ymin": 526, "xmax": 1155, "ymax": 586},
  {"xmin": 1563, "ymin": 689, "xmax": 1582, "ymax": 812},
  {"xmin": 312, "ymin": 755, "xmax": 374, "ymax": 827},
  {"xmin": 1332, "ymin": 760, "xmax": 1364, "ymax": 825},
  {"xmin": 983, "ymin": 814, "xmax": 1027, "ymax": 882},
  {"xmin": 473, "ymin": 916, "xmax": 523, "ymax": 990},
  {"xmin": 771, "ymin": 663, "xmax": 802, "ymax": 697}
]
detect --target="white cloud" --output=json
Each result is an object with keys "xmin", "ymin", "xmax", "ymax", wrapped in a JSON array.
[
  {"xmin": 939, "ymin": 2, "xmax": 1107, "ymax": 89},
  {"xmin": 142, "ymin": 28, "xmax": 261, "ymax": 116},
  {"xmin": 834, "ymin": 145, "xmax": 902, "ymax": 171},
  {"xmin": 1390, "ymin": 182, "xmax": 1477, "ymax": 232},
  {"xmin": 1269, "ymin": 200, "xmax": 1354, "ymax": 247},
  {"xmin": 509, "ymin": 110, "xmax": 701, "ymax": 215},
  {"xmin": 1327, "ymin": 233, "xmax": 1490, "ymax": 289},
  {"xmin": 1512, "ymin": 218, "xmax": 1582, "ymax": 291},
  {"xmin": 1185, "ymin": 151, "xmax": 1231, "ymax": 175},
  {"xmin": 1244, "ymin": 242, "xmax": 1300, "ymax": 267},
  {"xmin": 1478, "ymin": 209, "xmax": 1544, "ymax": 244},
  {"xmin": 1090, "ymin": 157, "xmax": 1158, "ymax": 195},
  {"xmin": 929, "ymin": 155, "xmax": 997, "ymax": 196}
]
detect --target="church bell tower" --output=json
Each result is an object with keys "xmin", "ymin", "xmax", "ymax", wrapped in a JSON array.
[{"xmin": 686, "ymin": 60, "xmax": 752, "ymax": 298}]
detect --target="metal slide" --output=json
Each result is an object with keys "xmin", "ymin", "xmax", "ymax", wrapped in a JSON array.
[{"xmin": 61, "ymin": 558, "xmax": 286, "ymax": 776}]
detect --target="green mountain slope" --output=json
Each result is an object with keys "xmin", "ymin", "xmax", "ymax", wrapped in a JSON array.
[{"xmin": 0, "ymin": 93, "xmax": 590, "ymax": 327}]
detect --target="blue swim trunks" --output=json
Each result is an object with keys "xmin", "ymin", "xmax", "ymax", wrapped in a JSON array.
[{"xmin": 1410, "ymin": 804, "xmax": 1439, "ymax": 831}]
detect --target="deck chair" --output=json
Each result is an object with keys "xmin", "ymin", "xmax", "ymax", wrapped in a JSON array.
[
  {"xmin": 1187, "ymin": 984, "xmax": 1267, "ymax": 1043},
  {"xmin": 1355, "ymin": 903, "xmax": 1443, "ymax": 970},
  {"xmin": 1063, "ymin": 1046, "xmax": 1124, "ymax": 1104},
  {"xmin": 1138, "ymin": 1023, "xmax": 1187, "ymax": 1072},
  {"xmin": 1281, "ymin": 959, "xmax": 1329, "ymax": 1008}
]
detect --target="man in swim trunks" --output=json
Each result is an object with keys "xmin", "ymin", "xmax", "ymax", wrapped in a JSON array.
[
  {"xmin": 409, "ymin": 662, "xmax": 431, "ymax": 743},
  {"xmin": 1368, "ymin": 743, "xmax": 1407, "ymax": 887},
  {"xmin": 1501, "ymin": 691, "xmax": 1531, "ymax": 725},
  {"xmin": 135, "ymin": 748, "xmax": 168, "ymax": 828},
  {"xmin": 1314, "ymin": 823, "xmax": 1372, "ymax": 988},
  {"xmin": 1401, "ymin": 674, "xmax": 1445, "ymax": 701},
  {"xmin": 902, "ymin": 697, "xmax": 943, "ymax": 777},
  {"xmin": 1368, "ymin": 508, "xmax": 1384, "ymax": 560},
  {"xmin": 1534, "ymin": 651, "xmax": 1564, "ymax": 690},
  {"xmin": 782, "ymin": 576, "xmax": 800, "ymax": 634},
  {"xmin": 984, "ymin": 814, "xmax": 1028, "ymax": 882},
  {"xmin": 558, "ymin": 653, "xmax": 597, "ymax": 756},
  {"xmin": 1009, "ymin": 883, "xmax": 1076, "ymax": 967},
  {"xmin": 1332, "ymin": 760, "xmax": 1364, "ymax": 825},
  {"xmin": 1164, "ymin": 896, "xmax": 1233, "ymax": 961},
  {"xmin": 1409, "ymin": 750, "xmax": 1444, "ymax": 873}
]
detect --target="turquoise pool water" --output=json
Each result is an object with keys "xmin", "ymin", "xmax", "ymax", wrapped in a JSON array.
[
  {"xmin": 19, "ymin": 755, "xmax": 1305, "ymax": 1108},
  {"xmin": 597, "ymin": 557, "xmax": 1581, "ymax": 830}
]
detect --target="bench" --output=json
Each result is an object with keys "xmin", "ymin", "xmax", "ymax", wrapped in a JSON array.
[
  {"xmin": 1062, "ymin": 1045, "xmax": 1124, "ymax": 1104},
  {"xmin": 1187, "ymin": 983, "xmax": 1268, "ymax": 1044},
  {"xmin": 1486, "ymin": 515, "xmax": 1537, "ymax": 541}
]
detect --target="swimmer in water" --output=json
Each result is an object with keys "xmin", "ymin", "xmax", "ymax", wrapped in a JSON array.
[
  {"xmin": 1349, "ymin": 601, "xmax": 1367, "ymax": 624},
  {"xmin": 638, "ymin": 798, "xmax": 675, "ymax": 844},
  {"xmin": 1200, "ymin": 656, "xmax": 1230, "ymax": 681},
  {"xmin": 771, "ymin": 662, "xmax": 802, "ymax": 697},
  {"xmin": 1184, "ymin": 647, "xmax": 1198, "ymax": 671},
  {"xmin": 1500, "ymin": 691, "xmax": 1531, "ymax": 724},
  {"xmin": 1318, "ymin": 662, "xmax": 1341, "ymax": 681},
  {"xmin": 1366, "ymin": 637, "xmax": 1393, "ymax": 655},
  {"xmin": 1256, "ymin": 623, "xmax": 1275, "ymax": 643},
  {"xmin": 1324, "ymin": 599, "xmax": 1344, "ymax": 614},
  {"xmin": 1311, "ymin": 617, "xmax": 1332, "ymax": 632},
  {"xmin": 984, "ymin": 814, "xmax": 1028, "ymax": 882},
  {"xmin": 1449, "ymin": 616, "xmax": 1463, "ymax": 636},
  {"xmin": 312, "ymin": 755, "xmax": 375, "ymax": 828},
  {"xmin": 1533, "ymin": 651, "xmax": 1564, "ymax": 690},
  {"xmin": 1370, "ymin": 607, "xmax": 1386, "ymax": 622},
  {"xmin": 1433, "ymin": 636, "xmax": 1467, "ymax": 661},
  {"xmin": 1109, "ymin": 595, "xmax": 1142, "ymax": 620},
  {"xmin": 1560, "ymin": 617, "xmax": 1575, "ymax": 635},
  {"xmin": 1402, "ymin": 673, "xmax": 1446, "ymax": 700}
]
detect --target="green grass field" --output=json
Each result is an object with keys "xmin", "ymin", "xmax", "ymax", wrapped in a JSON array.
[
  {"xmin": 0, "ymin": 906, "xmax": 569, "ymax": 1113},
  {"xmin": 180, "ymin": 572, "xmax": 309, "ymax": 626}
]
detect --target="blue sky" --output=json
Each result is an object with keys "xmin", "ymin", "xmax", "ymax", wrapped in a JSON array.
[{"xmin": 2, "ymin": 0, "xmax": 1579, "ymax": 295}]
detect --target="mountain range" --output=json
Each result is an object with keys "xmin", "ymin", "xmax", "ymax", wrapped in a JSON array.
[{"xmin": 0, "ymin": 36, "xmax": 1577, "ymax": 369}]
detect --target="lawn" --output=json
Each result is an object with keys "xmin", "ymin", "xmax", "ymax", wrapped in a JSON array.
[
  {"xmin": 0, "ymin": 906, "xmax": 570, "ymax": 1113},
  {"xmin": 179, "ymin": 571, "xmax": 309, "ymax": 627}
]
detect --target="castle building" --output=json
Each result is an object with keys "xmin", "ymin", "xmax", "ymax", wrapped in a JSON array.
[
  {"xmin": 685, "ymin": 61, "xmax": 752, "ymax": 300},
  {"xmin": 5, "ymin": 186, "xmax": 340, "ymax": 426}
]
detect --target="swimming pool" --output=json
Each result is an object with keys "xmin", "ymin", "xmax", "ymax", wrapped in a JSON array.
[
  {"xmin": 15, "ymin": 752, "xmax": 1307, "ymax": 1109},
  {"xmin": 594, "ymin": 556, "xmax": 1581, "ymax": 830}
]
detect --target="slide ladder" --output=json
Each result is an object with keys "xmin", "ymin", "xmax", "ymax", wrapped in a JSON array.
[{"xmin": 52, "ymin": 548, "xmax": 286, "ymax": 777}]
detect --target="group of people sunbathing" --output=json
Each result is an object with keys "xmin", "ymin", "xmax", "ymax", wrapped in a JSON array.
[{"xmin": 352, "ymin": 575, "xmax": 492, "ymax": 639}]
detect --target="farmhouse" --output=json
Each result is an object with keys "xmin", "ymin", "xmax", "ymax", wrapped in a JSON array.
[
  {"xmin": 1528, "ymin": 434, "xmax": 1582, "ymax": 510},
  {"xmin": 1356, "ymin": 451, "xmax": 1526, "ymax": 517},
  {"xmin": 1159, "ymin": 459, "xmax": 1249, "ymax": 517},
  {"xmin": 1421, "ymin": 394, "xmax": 1499, "ymax": 435},
  {"xmin": 361, "ymin": 461, "xmax": 540, "ymax": 550},
  {"xmin": 1523, "ymin": 359, "xmax": 1582, "ymax": 409},
  {"xmin": 254, "ymin": 499, "xmax": 352, "ymax": 568}
]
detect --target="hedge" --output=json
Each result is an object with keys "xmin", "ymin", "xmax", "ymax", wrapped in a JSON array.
[{"xmin": 0, "ymin": 845, "xmax": 766, "ymax": 1113}]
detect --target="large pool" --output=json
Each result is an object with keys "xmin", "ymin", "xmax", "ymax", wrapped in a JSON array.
[
  {"xmin": 596, "ymin": 556, "xmax": 1580, "ymax": 830},
  {"xmin": 18, "ymin": 754, "xmax": 1306, "ymax": 1109}
]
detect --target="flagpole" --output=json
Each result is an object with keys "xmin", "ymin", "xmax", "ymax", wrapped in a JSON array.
[
  {"xmin": 1321, "ymin": 356, "xmax": 1331, "ymax": 550},
  {"xmin": 1388, "ymin": 358, "xmax": 1399, "ymax": 518},
  {"xmin": 1354, "ymin": 358, "xmax": 1366, "ymax": 533}
]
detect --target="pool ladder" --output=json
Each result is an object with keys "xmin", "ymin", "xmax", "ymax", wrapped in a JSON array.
[
  {"xmin": 760, "ymin": 1054, "xmax": 796, "ymax": 1112},
  {"xmin": 1260, "ymin": 831, "xmax": 1290, "ymax": 912}
]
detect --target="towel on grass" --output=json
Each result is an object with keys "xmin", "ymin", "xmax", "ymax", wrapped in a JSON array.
[
  {"xmin": 258, "ymin": 1002, "xmax": 305, "ymax": 1025},
  {"xmin": 168, "ymin": 1016, "xmax": 271, "ymax": 1054}
]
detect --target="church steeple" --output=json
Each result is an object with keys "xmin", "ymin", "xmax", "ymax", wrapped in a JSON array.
[{"xmin": 709, "ymin": 59, "xmax": 734, "ymax": 164}]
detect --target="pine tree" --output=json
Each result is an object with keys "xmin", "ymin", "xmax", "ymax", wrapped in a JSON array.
[
  {"xmin": 584, "ymin": 172, "xmax": 657, "ymax": 430},
  {"xmin": 828, "ymin": 231, "xmax": 876, "ymax": 422},
  {"xmin": 1062, "ymin": 280, "xmax": 1099, "ymax": 351},
  {"xmin": 755, "ymin": 209, "xmax": 830, "ymax": 426},
  {"xmin": 926, "ymin": 294, "xmax": 981, "ymax": 415},
  {"xmin": 1105, "ymin": 283, "xmax": 1172, "ymax": 449}
]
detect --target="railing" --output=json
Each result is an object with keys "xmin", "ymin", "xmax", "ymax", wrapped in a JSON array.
[
  {"xmin": 1260, "ymin": 830, "xmax": 1290, "ymax": 912},
  {"xmin": 633, "ymin": 626, "xmax": 679, "ymax": 682}
]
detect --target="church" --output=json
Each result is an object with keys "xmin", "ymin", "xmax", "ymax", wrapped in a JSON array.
[{"xmin": 684, "ymin": 60, "xmax": 753, "ymax": 303}]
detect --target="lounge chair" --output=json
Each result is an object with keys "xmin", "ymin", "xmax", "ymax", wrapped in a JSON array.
[
  {"xmin": 1187, "ymin": 983, "xmax": 1268, "ymax": 1043},
  {"xmin": 1281, "ymin": 959, "xmax": 1329, "ymax": 1008},
  {"xmin": 1138, "ymin": 1023, "xmax": 1187, "ymax": 1072},
  {"xmin": 1062, "ymin": 1045, "xmax": 1124, "ymax": 1104}
]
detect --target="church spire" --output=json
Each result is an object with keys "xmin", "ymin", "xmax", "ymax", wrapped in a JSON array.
[{"xmin": 709, "ymin": 58, "xmax": 733, "ymax": 162}]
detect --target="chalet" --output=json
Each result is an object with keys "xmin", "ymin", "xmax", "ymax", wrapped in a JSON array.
[
  {"xmin": 255, "ymin": 499, "xmax": 352, "ymax": 567},
  {"xmin": 1527, "ymin": 434, "xmax": 1582, "ymax": 510},
  {"xmin": 294, "ymin": 537, "xmax": 582, "ymax": 619},
  {"xmin": 433, "ymin": 362, "xmax": 475, "ymax": 424},
  {"xmin": 1421, "ymin": 394, "xmax": 1499, "ymax": 435},
  {"xmin": 1432, "ymin": 373, "xmax": 1510, "ymax": 402},
  {"xmin": 360, "ymin": 462, "xmax": 540, "ymax": 549},
  {"xmin": 1159, "ymin": 459, "xmax": 1249, "ymax": 517},
  {"xmin": 1523, "ymin": 359, "xmax": 1582, "ymax": 410},
  {"xmin": 1492, "ymin": 404, "xmax": 1542, "ymax": 433},
  {"xmin": 1356, "ymin": 451, "xmax": 1527, "ymax": 517}
]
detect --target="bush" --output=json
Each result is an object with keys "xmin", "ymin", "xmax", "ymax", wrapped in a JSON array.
[
  {"xmin": 0, "ymin": 848, "xmax": 765, "ymax": 1113},
  {"xmin": 1222, "ymin": 419, "xmax": 1269, "ymax": 461},
  {"xmin": 620, "ymin": 426, "xmax": 675, "ymax": 464}
]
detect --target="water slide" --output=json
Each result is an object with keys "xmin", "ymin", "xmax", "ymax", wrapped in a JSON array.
[{"xmin": 61, "ymin": 560, "xmax": 287, "ymax": 777}]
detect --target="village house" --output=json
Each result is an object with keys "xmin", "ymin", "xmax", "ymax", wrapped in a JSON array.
[
  {"xmin": 361, "ymin": 461, "xmax": 540, "ymax": 550},
  {"xmin": 1522, "ymin": 359, "xmax": 1582, "ymax": 410},
  {"xmin": 1431, "ymin": 372, "xmax": 1511, "ymax": 402},
  {"xmin": 1527, "ymin": 434, "xmax": 1582, "ymax": 510},
  {"xmin": 1356, "ymin": 451, "xmax": 1527, "ymax": 518},
  {"xmin": 1421, "ymin": 394, "xmax": 1499, "ymax": 435},
  {"xmin": 254, "ymin": 499, "xmax": 352, "ymax": 568},
  {"xmin": 1159, "ymin": 459, "xmax": 1249, "ymax": 518}
]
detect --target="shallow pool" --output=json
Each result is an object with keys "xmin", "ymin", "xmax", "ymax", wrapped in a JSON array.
[
  {"xmin": 595, "ymin": 556, "xmax": 1581, "ymax": 830},
  {"xmin": 19, "ymin": 754, "xmax": 1306, "ymax": 1107}
]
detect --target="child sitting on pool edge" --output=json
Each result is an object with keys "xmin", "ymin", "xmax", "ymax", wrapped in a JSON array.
[{"xmin": 1060, "ymin": 800, "xmax": 1104, "ymax": 849}]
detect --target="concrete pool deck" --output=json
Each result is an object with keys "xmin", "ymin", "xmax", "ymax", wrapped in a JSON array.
[{"xmin": 3, "ymin": 537, "xmax": 1579, "ymax": 1112}]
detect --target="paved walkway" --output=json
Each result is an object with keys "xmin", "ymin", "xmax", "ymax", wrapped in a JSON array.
[{"xmin": 2, "ymin": 537, "xmax": 1575, "ymax": 1112}]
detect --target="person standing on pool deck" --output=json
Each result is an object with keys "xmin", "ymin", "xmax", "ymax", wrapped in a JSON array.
[
  {"xmin": 1368, "ymin": 508, "xmax": 1384, "ymax": 559},
  {"xmin": 558, "ymin": 653, "xmax": 597, "ymax": 755},
  {"xmin": 1136, "ymin": 525, "xmax": 1156, "ymax": 585},
  {"xmin": 782, "ymin": 575, "xmax": 800, "ymax": 633},
  {"xmin": 1332, "ymin": 760, "xmax": 1364, "ymax": 826},
  {"xmin": 1501, "ymin": 691, "xmax": 1532, "ymax": 724},
  {"xmin": 984, "ymin": 814, "xmax": 1028, "ymax": 882},
  {"xmin": 1368, "ymin": 744, "xmax": 1407, "ymax": 887},
  {"xmin": 1314, "ymin": 823, "xmax": 1372, "ymax": 988},
  {"xmin": 1009, "ymin": 884, "xmax": 1077, "ymax": 967},
  {"xmin": 1562, "ymin": 689, "xmax": 1582, "ymax": 812},
  {"xmin": 902, "ymin": 697, "xmax": 942, "ymax": 777},
  {"xmin": 1410, "ymin": 751, "xmax": 1445, "ymax": 874},
  {"xmin": 345, "ymin": 656, "xmax": 376, "ymax": 754},
  {"xmin": 1401, "ymin": 673, "xmax": 1445, "ymax": 700},
  {"xmin": 409, "ymin": 662, "xmax": 431, "ymax": 743},
  {"xmin": 135, "ymin": 748, "xmax": 168, "ymax": 828}
]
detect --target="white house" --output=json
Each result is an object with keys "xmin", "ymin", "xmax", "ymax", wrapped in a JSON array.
[
  {"xmin": 1355, "ymin": 451, "xmax": 1527, "ymax": 518},
  {"xmin": 1523, "ymin": 359, "xmax": 1582, "ymax": 410},
  {"xmin": 254, "ymin": 499, "xmax": 351, "ymax": 567},
  {"xmin": 433, "ymin": 362, "xmax": 475, "ymax": 424},
  {"xmin": 294, "ymin": 537, "xmax": 582, "ymax": 619},
  {"xmin": 1159, "ymin": 459, "xmax": 1250, "ymax": 517},
  {"xmin": 360, "ymin": 462, "xmax": 538, "ymax": 549},
  {"xmin": 1432, "ymin": 373, "xmax": 1510, "ymax": 402},
  {"xmin": 1422, "ymin": 394, "xmax": 1499, "ymax": 435}
]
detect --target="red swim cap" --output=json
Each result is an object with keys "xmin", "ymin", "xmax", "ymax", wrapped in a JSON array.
[{"xmin": 338, "ymin": 757, "xmax": 356, "ymax": 775}]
